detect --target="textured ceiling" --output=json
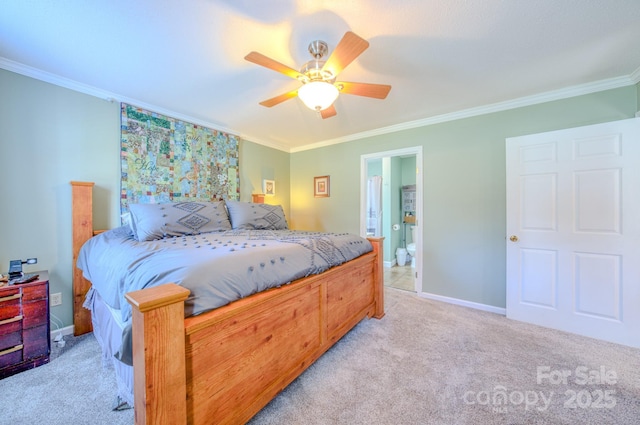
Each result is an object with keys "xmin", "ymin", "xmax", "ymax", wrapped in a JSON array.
[{"xmin": 1, "ymin": 0, "xmax": 640, "ymax": 152}]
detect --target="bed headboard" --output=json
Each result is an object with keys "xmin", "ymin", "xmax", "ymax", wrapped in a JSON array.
[{"xmin": 70, "ymin": 181, "xmax": 96, "ymax": 336}]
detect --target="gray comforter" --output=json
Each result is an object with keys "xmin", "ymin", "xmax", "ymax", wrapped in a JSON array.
[{"xmin": 77, "ymin": 225, "xmax": 373, "ymax": 324}]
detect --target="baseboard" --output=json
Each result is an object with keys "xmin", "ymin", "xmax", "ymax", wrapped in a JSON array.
[
  {"xmin": 50, "ymin": 325, "xmax": 75, "ymax": 341},
  {"xmin": 418, "ymin": 291, "xmax": 506, "ymax": 315},
  {"xmin": 383, "ymin": 259, "xmax": 397, "ymax": 268}
]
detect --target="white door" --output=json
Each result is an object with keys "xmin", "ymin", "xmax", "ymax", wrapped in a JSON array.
[{"xmin": 506, "ymin": 118, "xmax": 640, "ymax": 348}]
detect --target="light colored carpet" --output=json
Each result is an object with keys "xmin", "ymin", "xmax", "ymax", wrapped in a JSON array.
[
  {"xmin": 1, "ymin": 287, "xmax": 638, "ymax": 424},
  {"xmin": 0, "ymin": 332, "xmax": 134, "ymax": 425}
]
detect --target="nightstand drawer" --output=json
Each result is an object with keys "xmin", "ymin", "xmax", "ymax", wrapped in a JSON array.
[
  {"xmin": 23, "ymin": 300, "xmax": 48, "ymax": 328},
  {"xmin": 23, "ymin": 284, "xmax": 47, "ymax": 301},
  {"xmin": 0, "ymin": 345, "xmax": 23, "ymax": 368},
  {"xmin": 0, "ymin": 288, "xmax": 20, "ymax": 300},
  {"xmin": 0, "ymin": 293, "xmax": 21, "ymax": 321},
  {"xmin": 0, "ymin": 327, "xmax": 22, "ymax": 352},
  {"xmin": 0, "ymin": 315, "xmax": 22, "ymax": 335},
  {"xmin": 23, "ymin": 325, "xmax": 48, "ymax": 359}
]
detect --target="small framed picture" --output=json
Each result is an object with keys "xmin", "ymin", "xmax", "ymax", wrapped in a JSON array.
[
  {"xmin": 263, "ymin": 179, "xmax": 275, "ymax": 196},
  {"xmin": 314, "ymin": 176, "xmax": 330, "ymax": 198}
]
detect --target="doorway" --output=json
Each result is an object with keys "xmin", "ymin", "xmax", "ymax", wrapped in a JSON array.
[{"xmin": 361, "ymin": 146, "xmax": 423, "ymax": 293}]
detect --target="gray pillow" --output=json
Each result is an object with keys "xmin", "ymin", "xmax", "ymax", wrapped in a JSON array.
[
  {"xmin": 129, "ymin": 201, "xmax": 231, "ymax": 241},
  {"xmin": 225, "ymin": 200, "xmax": 288, "ymax": 230}
]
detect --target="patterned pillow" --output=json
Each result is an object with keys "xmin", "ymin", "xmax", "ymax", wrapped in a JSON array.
[
  {"xmin": 129, "ymin": 201, "xmax": 231, "ymax": 241},
  {"xmin": 225, "ymin": 200, "xmax": 288, "ymax": 230}
]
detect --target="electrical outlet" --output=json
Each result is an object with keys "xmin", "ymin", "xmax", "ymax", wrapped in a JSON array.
[{"xmin": 50, "ymin": 292, "xmax": 62, "ymax": 307}]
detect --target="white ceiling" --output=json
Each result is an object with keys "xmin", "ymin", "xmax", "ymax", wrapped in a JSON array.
[{"xmin": 2, "ymin": 1, "xmax": 640, "ymax": 152}]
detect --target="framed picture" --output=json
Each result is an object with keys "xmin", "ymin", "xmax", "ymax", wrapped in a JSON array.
[
  {"xmin": 263, "ymin": 179, "xmax": 275, "ymax": 196},
  {"xmin": 314, "ymin": 175, "xmax": 330, "ymax": 198}
]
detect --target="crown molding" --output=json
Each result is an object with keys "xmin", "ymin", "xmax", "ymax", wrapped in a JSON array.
[
  {"xmin": 0, "ymin": 57, "xmax": 119, "ymax": 101},
  {"xmin": 238, "ymin": 133, "xmax": 291, "ymax": 152},
  {"xmin": 292, "ymin": 74, "xmax": 637, "ymax": 153},
  {"xmin": 3, "ymin": 56, "xmax": 636, "ymax": 155},
  {"xmin": 0, "ymin": 57, "xmax": 292, "ymax": 150}
]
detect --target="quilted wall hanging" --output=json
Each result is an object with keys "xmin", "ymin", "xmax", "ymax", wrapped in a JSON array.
[{"xmin": 120, "ymin": 103, "xmax": 240, "ymax": 215}]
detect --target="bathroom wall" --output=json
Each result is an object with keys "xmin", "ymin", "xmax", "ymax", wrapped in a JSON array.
[{"xmin": 401, "ymin": 156, "xmax": 417, "ymax": 245}]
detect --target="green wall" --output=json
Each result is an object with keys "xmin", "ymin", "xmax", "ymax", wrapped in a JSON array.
[
  {"xmin": 401, "ymin": 156, "xmax": 416, "ymax": 187},
  {"xmin": 367, "ymin": 158, "xmax": 382, "ymax": 177},
  {"xmin": 290, "ymin": 86, "xmax": 638, "ymax": 309},
  {"xmin": 239, "ymin": 139, "xmax": 290, "ymax": 212},
  {"xmin": 0, "ymin": 69, "xmax": 289, "ymax": 330}
]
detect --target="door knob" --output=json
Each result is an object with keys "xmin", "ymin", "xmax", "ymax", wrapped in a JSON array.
[{"xmin": 509, "ymin": 235, "xmax": 519, "ymax": 242}]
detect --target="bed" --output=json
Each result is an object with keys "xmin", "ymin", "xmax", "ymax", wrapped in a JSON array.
[{"xmin": 70, "ymin": 181, "xmax": 384, "ymax": 424}]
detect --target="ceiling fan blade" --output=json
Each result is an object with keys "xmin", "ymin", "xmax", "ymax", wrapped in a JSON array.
[
  {"xmin": 245, "ymin": 51, "xmax": 304, "ymax": 80},
  {"xmin": 336, "ymin": 81, "xmax": 391, "ymax": 99},
  {"xmin": 322, "ymin": 31, "xmax": 369, "ymax": 77},
  {"xmin": 320, "ymin": 105, "xmax": 337, "ymax": 119},
  {"xmin": 259, "ymin": 90, "xmax": 299, "ymax": 107}
]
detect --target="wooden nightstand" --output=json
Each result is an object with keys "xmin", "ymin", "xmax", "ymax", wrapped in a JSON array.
[{"xmin": 0, "ymin": 271, "xmax": 50, "ymax": 379}]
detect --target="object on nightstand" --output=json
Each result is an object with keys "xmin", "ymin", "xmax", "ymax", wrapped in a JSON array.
[
  {"xmin": 8, "ymin": 260, "xmax": 22, "ymax": 278},
  {"xmin": 7, "ymin": 258, "xmax": 38, "ymax": 279},
  {"xmin": 10, "ymin": 273, "xmax": 39, "ymax": 285}
]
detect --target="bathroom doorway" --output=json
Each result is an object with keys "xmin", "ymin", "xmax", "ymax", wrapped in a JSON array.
[{"xmin": 360, "ymin": 146, "xmax": 422, "ymax": 293}]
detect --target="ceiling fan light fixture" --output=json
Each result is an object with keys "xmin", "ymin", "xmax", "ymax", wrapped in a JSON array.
[
  {"xmin": 298, "ymin": 81, "xmax": 339, "ymax": 112},
  {"xmin": 245, "ymin": 31, "xmax": 390, "ymax": 118}
]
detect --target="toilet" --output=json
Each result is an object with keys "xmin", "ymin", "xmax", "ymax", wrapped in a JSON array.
[{"xmin": 406, "ymin": 225, "xmax": 417, "ymax": 267}]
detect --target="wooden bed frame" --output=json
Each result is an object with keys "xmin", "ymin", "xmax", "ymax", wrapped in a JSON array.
[{"xmin": 70, "ymin": 181, "xmax": 384, "ymax": 424}]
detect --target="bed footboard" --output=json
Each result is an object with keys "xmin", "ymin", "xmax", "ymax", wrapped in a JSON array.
[
  {"xmin": 125, "ymin": 284, "xmax": 190, "ymax": 424},
  {"xmin": 125, "ymin": 237, "xmax": 383, "ymax": 425}
]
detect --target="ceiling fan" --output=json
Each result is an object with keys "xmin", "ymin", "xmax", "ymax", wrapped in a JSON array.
[{"xmin": 245, "ymin": 31, "xmax": 391, "ymax": 119}]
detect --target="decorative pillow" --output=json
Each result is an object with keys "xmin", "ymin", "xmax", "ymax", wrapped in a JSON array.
[
  {"xmin": 128, "ymin": 201, "xmax": 231, "ymax": 241},
  {"xmin": 225, "ymin": 200, "xmax": 288, "ymax": 230}
]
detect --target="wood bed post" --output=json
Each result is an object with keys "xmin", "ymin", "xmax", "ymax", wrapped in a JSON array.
[
  {"xmin": 125, "ymin": 283, "xmax": 190, "ymax": 425},
  {"xmin": 367, "ymin": 236, "xmax": 385, "ymax": 319},
  {"xmin": 71, "ymin": 181, "xmax": 95, "ymax": 336}
]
